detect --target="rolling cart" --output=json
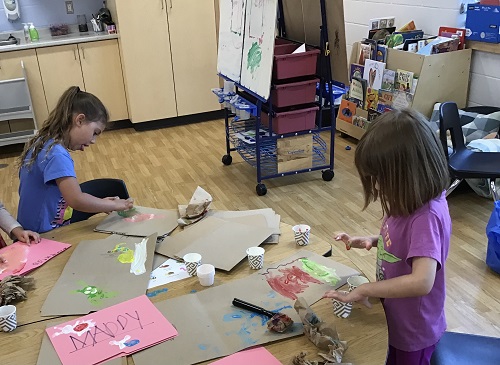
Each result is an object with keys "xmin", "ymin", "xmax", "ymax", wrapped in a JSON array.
[{"xmin": 213, "ymin": 0, "xmax": 344, "ymax": 196}]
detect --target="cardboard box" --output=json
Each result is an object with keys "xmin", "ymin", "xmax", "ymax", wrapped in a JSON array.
[
  {"xmin": 277, "ymin": 134, "xmax": 313, "ymax": 173},
  {"xmin": 466, "ymin": 3, "xmax": 500, "ymax": 43}
]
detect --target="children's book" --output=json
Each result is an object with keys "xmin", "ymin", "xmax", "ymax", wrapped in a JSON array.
[
  {"xmin": 358, "ymin": 43, "xmax": 372, "ymax": 65},
  {"xmin": 363, "ymin": 59, "xmax": 386, "ymax": 90},
  {"xmin": 367, "ymin": 109, "xmax": 382, "ymax": 121},
  {"xmin": 377, "ymin": 90, "xmax": 394, "ymax": 113},
  {"xmin": 376, "ymin": 45, "xmax": 388, "ymax": 62},
  {"xmin": 350, "ymin": 63, "xmax": 365, "ymax": 81},
  {"xmin": 349, "ymin": 77, "xmax": 367, "ymax": 108},
  {"xmin": 365, "ymin": 88, "xmax": 379, "ymax": 111},
  {"xmin": 410, "ymin": 77, "xmax": 419, "ymax": 96},
  {"xmin": 438, "ymin": 26, "xmax": 466, "ymax": 49},
  {"xmin": 395, "ymin": 69, "xmax": 413, "ymax": 93},
  {"xmin": 381, "ymin": 69, "xmax": 396, "ymax": 91},
  {"xmin": 338, "ymin": 99, "xmax": 357, "ymax": 124},
  {"xmin": 392, "ymin": 90, "xmax": 414, "ymax": 109},
  {"xmin": 368, "ymin": 27, "xmax": 396, "ymax": 41}
]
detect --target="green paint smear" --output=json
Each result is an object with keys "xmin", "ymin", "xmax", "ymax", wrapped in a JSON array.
[
  {"xmin": 247, "ymin": 42, "xmax": 262, "ymax": 73},
  {"xmin": 300, "ymin": 258, "xmax": 340, "ymax": 285},
  {"xmin": 74, "ymin": 283, "xmax": 118, "ymax": 306}
]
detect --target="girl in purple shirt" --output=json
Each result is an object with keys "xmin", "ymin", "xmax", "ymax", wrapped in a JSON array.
[{"xmin": 325, "ymin": 108, "xmax": 451, "ymax": 365}]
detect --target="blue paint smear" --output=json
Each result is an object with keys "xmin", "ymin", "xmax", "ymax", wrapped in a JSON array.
[
  {"xmin": 190, "ymin": 290, "xmax": 197, "ymax": 293},
  {"xmin": 267, "ymin": 290, "xmax": 277, "ymax": 298},
  {"xmin": 124, "ymin": 339, "xmax": 140, "ymax": 347},
  {"xmin": 147, "ymin": 288, "xmax": 168, "ymax": 297},
  {"xmin": 222, "ymin": 303, "xmax": 293, "ymax": 346},
  {"xmin": 198, "ymin": 344, "xmax": 208, "ymax": 350}
]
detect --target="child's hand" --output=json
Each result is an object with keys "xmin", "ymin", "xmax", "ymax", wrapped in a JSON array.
[
  {"xmin": 335, "ymin": 233, "xmax": 374, "ymax": 251},
  {"xmin": 0, "ymin": 255, "xmax": 5, "ymax": 264},
  {"xmin": 323, "ymin": 288, "xmax": 372, "ymax": 308},
  {"xmin": 114, "ymin": 198, "xmax": 134, "ymax": 212},
  {"xmin": 11, "ymin": 227, "xmax": 41, "ymax": 245}
]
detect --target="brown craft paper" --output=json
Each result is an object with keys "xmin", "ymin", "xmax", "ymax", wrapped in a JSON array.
[
  {"xmin": 292, "ymin": 352, "xmax": 353, "ymax": 365},
  {"xmin": 156, "ymin": 216, "xmax": 275, "ymax": 271},
  {"xmin": 207, "ymin": 209, "xmax": 281, "ymax": 243},
  {"xmin": 0, "ymin": 275, "xmax": 35, "ymax": 306},
  {"xmin": 132, "ymin": 250, "xmax": 359, "ymax": 365},
  {"xmin": 95, "ymin": 206, "xmax": 178, "ymax": 237},
  {"xmin": 41, "ymin": 234, "xmax": 157, "ymax": 316},
  {"xmin": 294, "ymin": 297, "xmax": 348, "ymax": 363},
  {"xmin": 37, "ymin": 320, "xmax": 123, "ymax": 365},
  {"xmin": 178, "ymin": 186, "xmax": 213, "ymax": 226}
]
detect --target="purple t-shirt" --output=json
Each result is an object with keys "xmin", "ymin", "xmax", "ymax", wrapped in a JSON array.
[{"xmin": 376, "ymin": 192, "xmax": 451, "ymax": 352}]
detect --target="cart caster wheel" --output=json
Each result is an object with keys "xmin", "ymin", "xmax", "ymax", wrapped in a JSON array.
[
  {"xmin": 322, "ymin": 170, "xmax": 334, "ymax": 181},
  {"xmin": 256, "ymin": 183, "xmax": 267, "ymax": 196},
  {"xmin": 222, "ymin": 155, "xmax": 232, "ymax": 166}
]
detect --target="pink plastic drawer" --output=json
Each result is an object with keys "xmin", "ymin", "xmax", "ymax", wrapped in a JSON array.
[
  {"xmin": 273, "ymin": 45, "xmax": 320, "ymax": 80},
  {"xmin": 261, "ymin": 106, "xmax": 318, "ymax": 134},
  {"xmin": 271, "ymin": 78, "xmax": 319, "ymax": 108}
]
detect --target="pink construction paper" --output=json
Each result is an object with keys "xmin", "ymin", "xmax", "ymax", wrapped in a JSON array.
[
  {"xmin": 46, "ymin": 295, "xmax": 178, "ymax": 365},
  {"xmin": 209, "ymin": 347, "xmax": 283, "ymax": 365},
  {"xmin": 0, "ymin": 238, "xmax": 71, "ymax": 280}
]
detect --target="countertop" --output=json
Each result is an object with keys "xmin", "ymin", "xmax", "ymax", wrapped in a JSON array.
[{"xmin": 0, "ymin": 30, "xmax": 119, "ymax": 53}]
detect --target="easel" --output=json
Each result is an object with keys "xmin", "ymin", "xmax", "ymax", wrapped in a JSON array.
[{"xmin": 215, "ymin": 0, "xmax": 339, "ymax": 196}]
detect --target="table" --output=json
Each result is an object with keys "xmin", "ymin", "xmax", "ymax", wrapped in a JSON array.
[{"xmin": 0, "ymin": 216, "xmax": 388, "ymax": 365}]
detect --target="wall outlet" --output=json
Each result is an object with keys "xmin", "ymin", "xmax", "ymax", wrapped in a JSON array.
[{"xmin": 65, "ymin": 1, "xmax": 74, "ymax": 14}]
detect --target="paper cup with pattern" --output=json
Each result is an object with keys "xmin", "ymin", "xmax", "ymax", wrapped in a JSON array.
[
  {"xmin": 183, "ymin": 253, "xmax": 202, "ymax": 276},
  {"xmin": 197, "ymin": 264, "xmax": 215, "ymax": 286},
  {"xmin": 292, "ymin": 224, "xmax": 311, "ymax": 246},
  {"xmin": 347, "ymin": 275, "xmax": 370, "ymax": 292},
  {"xmin": 332, "ymin": 291, "xmax": 352, "ymax": 318},
  {"xmin": 246, "ymin": 246, "xmax": 265, "ymax": 270},
  {"xmin": 0, "ymin": 305, "xmax": 17, "ymax": 332}
]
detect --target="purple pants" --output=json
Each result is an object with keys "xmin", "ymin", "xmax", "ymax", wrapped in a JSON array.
[{"xmin": 386, "ymin": 344, "xmax": 436, "ymax": 365}]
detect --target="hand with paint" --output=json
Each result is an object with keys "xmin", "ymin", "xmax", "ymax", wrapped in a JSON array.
[
  {"xmin": 110, "ymin": 197, "xmax": 134, "ymax": 213},
  {"xmin": 323, "ymin": 287, "xmax": 372, "ymax": 308},
  {"xmin": 335, "ymin": 233, "xmax": 378, "ymax": 251}
]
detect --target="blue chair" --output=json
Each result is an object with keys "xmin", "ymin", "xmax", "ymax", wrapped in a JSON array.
[
  {"xmin": 71, "ymin": 178, "xmax": 130, "ymax": 223},
  {"xmin": 431, "ymin": 331, "xmax": 500, "ymax": 365},
  {"xmin": 439, "ymin": 102, "xmax": 500, "ymax": 200}
]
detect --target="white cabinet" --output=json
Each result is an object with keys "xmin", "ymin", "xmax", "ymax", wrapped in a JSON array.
[
  {"xmin": 37, "ymin": 40, "xmax": 128, "ymax": 122},
  {"xmin": 113, "ymin": 0, "xmax": 220, "ymax": 123}
]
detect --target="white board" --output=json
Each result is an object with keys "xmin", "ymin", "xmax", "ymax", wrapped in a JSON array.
[
  {"xmin": 217, "ymin": 0, "xmax": 248, "ymax": 82},
  {"xmin": 240, "ymin": 0, "xmax": 278, "ymax": 99}
]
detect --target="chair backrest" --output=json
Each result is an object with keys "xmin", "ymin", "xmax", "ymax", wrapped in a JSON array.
[
  {"xmin": 71, "ymin": 178, "xmax": 130, "ymax": 223},
  {"xmin": 439, "ymin": 102, "xmax": 467, "ymax": 159}
]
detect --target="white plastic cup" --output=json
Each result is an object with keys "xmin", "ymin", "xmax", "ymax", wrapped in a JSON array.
[
  {"xmin": 332, "ymin": 291, "xmax": 352, "ymax": 318},
  {"xmin": 0, "ymin": 305, "xmax": 17, "ymax": 332},
  {"xmin": 223, "ymin": 80, "xmax": 235, "ymax": 94},
  {"xmin": 347, "ymin": 275, "xmax": 369, "ymax": 292},
  {"xmin": 183, "ymin": 253, "xmax": 202, "ymax": 276},
  {"xmin": 197, "ymin": 264, "xmax": 215, "ymax": 286},
  {"xmin": 292, "ymin": 224, "xmax": 311, "ymax": 246},
  {"xmin": 246, "ymin": 246, "xmax": 265, "ymax": 269}
]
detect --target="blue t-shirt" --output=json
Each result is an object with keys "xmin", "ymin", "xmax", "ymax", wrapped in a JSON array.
[{"xmin": 18, "ymin": 141, "xmax": 76, "ymax": 233}]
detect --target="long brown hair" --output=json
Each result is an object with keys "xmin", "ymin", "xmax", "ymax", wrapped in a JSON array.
[
  {"xmin": 355, "ymin": 108, "xmax": 449, "ymax": 217},
  {"xmin": 18, "ymin": 86, "xmax": 108, "ymax": 170}
]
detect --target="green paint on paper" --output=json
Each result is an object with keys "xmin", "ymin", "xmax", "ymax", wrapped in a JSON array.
[
  {"xmin": 247, "ymin": 42, "xmax": 262, "ymax": 73},
  {"xmin": 299, "ymin": 258, "xmax": 340, "ymax": 285},
  {"xmin": 74, "ymin": 284, "xmax": 117, "ymax": 305}
]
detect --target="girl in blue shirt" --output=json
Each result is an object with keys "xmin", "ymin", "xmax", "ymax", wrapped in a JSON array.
[{"xmin": 17, "ymin": 86, "xmax": 133, "ymax": 233}]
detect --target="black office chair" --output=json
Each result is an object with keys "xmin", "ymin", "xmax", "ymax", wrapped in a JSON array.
[
  {"xmin": 430, "ymin": 331, "xmax": 500, "ymax": 365},
  {"xmin": 439, "ymin": 102, "xmax": 500, "ymax": 200},
  {"xmin": 71, "ymin": 178, "xmax": 130, "ymax": 223}
]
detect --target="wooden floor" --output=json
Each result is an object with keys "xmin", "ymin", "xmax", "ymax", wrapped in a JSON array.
[{"xmin": 1, "ymin": 118, "xmax": 499, "ymax": 338}]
